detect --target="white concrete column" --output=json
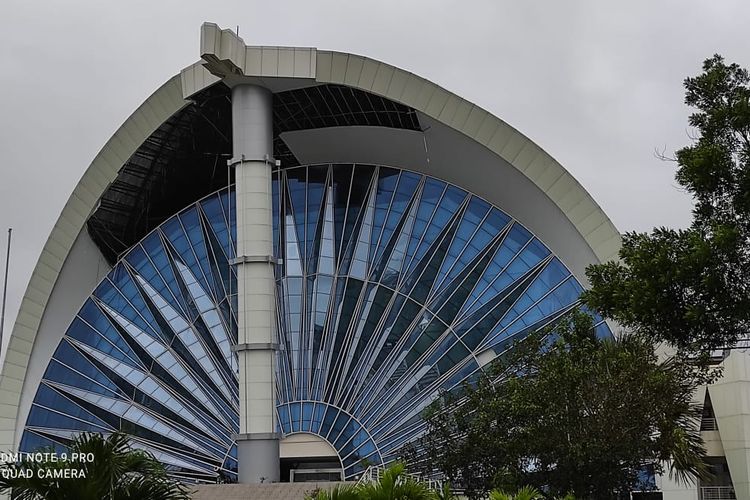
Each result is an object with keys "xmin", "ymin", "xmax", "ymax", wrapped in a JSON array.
[
  {"xmin": 659, "ymin": 470, "xmax": 699, "ymax": 500},
  {"xmin": 230, "ymin": 84, "xmax": 279, "ymax": 483},
  {"xmin": 710, "ymin": 350, "xmax": 750, "ymax": 500}
]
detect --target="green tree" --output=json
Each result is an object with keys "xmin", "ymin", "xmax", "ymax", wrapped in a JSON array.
[
  {"xmin": 404, "ymin": 55, "xmax": 750, "ymax": 499},
  {"xmin": 583, "ymin": 55, "xmax": 750, "ymax": 353},
  {"xmin": 357, "ymin": 463, "xmax": 435, "ymax": 500},
  {"xmin": 0, "ymin": 432, "xmax": 190, "ymax": 500},
  {"xmin": 406, "ymin": 311, "xmax": 712, "ymax": 499},
  {"xmin": 306, "ymin": 463, "xmax": 437, "ymax": 500},
  {"xmin": 306, "ymin": 484, "xmax": 361, "ymax": 500},
  {"xmin": 489, "ymin": 485, "xmax": 544, "ymax": 500}
]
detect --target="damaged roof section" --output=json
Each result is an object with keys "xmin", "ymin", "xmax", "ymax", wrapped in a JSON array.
[{"xmin": 87, "ymin": 83, "xmax": 421, "ymax": 264}]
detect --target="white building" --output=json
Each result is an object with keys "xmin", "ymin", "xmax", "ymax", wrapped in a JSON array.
[{"xmin": 1, "ymin": 22, "xmax": 740, "ymax": 500}]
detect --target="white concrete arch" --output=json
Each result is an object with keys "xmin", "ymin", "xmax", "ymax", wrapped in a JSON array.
[
  {"xmin": 0, "ymin": 22, "xmax": 621, "ymax": 458},
  {"xmin": 0, "ymin": 76, "xmax": 189, "ymax": 453}
]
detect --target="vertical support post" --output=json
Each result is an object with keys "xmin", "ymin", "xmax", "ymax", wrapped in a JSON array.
[
  {"xmin": 230, "ymin": 84, "xmax": 280, "ymax": 483},
  {"xmin": 0, "ymin": 228, "xmax": 11, "ymax": 357}
]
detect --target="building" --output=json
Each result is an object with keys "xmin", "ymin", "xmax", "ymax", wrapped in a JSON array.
[
  {"xmin": 659, "ymin": 352, "xmax": 750, "ymax": 500},
  {"xmin": 0, "ymin": 22, "xmax": 629, "ymax": 490}
]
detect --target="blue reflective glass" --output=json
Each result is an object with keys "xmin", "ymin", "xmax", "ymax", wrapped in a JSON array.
[
  {"xmin": 326, "ymin": 411, "xmax": 350, "ymax": 442},
  {"xmin": 278, "ymin": 404, "xmax": 291, "ymax": 434},
  {"xmin": 27, "ymin": 405, "xmax": 109, "ymax": 433},
  {"xmin": 142, "ymin": 236, "xmax": 187, "ymax": 315},
  {"xmin": 290, "ymin": 401, "xmax": 302, "ymax": 433},
  {"xmin": 201, "ymin": 196, "xmax": 231, "ymax": 256},
  {"xmin": 23, "ymin": 166, "xmax": 605, "ymax": 482},
  {"xmin": 21, "ymin": 431, "xmax": 64, "ymax": 454},
  {"xmin": 346, "ymin": 438, "xmax": 375, "ymax": 463},
  {"xmin": 595, "ymin": 322, "xmax": 611, "ymax": 339},
  {"xmin": 181, "ymin": 210, "xmax": 220, "ymax": 300},
  {"xmin": 333, "ymin": 417, "xmax": 360, "ymax": 449},
  {"xmin": 311, "ymin": 403, "xmax": 326, "ymax": 434},
  {"xmin": 302, "ymin": 402, "xmax": 314, "ymax": 432},
  {"xmin": 320, "ymin": 406, "xmax": 339, "ymax": 437},
  {"xmin": 45, "ymin": 361, "xmax": 116, "ymax": 398},
  {"xmin": 31, "ymin": 385, "xmax": 112, "ymax": 430}
]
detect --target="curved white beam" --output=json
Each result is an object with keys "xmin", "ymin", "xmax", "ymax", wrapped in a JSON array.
[
  {"xmin": 0, "ymin": 22, "xmax": 621, "ymax": 455},
  {"xmin": 196, "ymin": 22, "xmax": 620, "ymax": 263},
  {"xmin": 0, "ymin": 76, "xmax": 187, "ymax": 452}
]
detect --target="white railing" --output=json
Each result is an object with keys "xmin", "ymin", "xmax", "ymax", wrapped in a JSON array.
[
  {"xmin": 357, "ymin": 465, "xmax": 443, "ymax": 491},
  {"xmin": 701, "ymin": 486, "xmax": 736, "ymax": 500},
  {"xmin": 701, "ymin": 417, "xmax": 718, "ymax": 431},
  {"xmin": 289, "ymin": 467, "xmax": 344, "ymax": 482}
]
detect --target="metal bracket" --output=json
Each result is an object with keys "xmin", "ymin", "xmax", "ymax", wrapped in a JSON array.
[
  {"xmin": 227, "ymin": 154, "xmax": 281, "ymax": 168},
  {"xmin": 230, "ymin": 255, "xmax": 277, "ymax": 265},
  {"xmin": 233, "ymin": 432, "xmax": 282, "ymax": 441},
  {"xmin": 233, "ymin": 342, "xmax": 281, "ymax": 352}
]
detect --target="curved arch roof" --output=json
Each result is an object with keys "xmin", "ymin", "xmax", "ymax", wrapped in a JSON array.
[{"xmin": 0, "ymin": 22, "xmax": 620, "ymax": 452}]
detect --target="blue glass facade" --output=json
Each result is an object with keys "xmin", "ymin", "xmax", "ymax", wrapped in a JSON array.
[{"xmin": 21, "ymin": 164, "xmax": 607, "ymax": 481}]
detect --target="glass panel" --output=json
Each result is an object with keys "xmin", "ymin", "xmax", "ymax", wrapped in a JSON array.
[{"xmin": 22, "ymin": 167, "xmax": 590, "ymax": 482}]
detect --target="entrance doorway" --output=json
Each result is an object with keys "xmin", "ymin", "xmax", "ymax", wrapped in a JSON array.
[{"xmin": 279, "ymin": 433, "xmax": 343, "ymax": 482}]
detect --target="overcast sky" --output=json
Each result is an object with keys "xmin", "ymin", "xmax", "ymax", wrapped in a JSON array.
[{"xmin": 1, "ymin": 1, "xmax": 749, "ymax": 350}]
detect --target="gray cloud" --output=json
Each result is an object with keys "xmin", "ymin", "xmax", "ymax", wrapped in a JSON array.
[{"xmin": 2, "ymin": 0, "xmax": 749, "ymax": 352}]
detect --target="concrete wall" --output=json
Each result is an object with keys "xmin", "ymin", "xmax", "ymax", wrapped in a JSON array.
[
  {"xmin": 15, "ymin": 229, "xmax": 110, "ymax": 443},
  {"xmin": 709, "ymin": 350, "xmax": 750, "ymax": 500}
]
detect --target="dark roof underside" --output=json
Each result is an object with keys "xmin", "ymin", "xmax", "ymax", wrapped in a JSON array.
[{"xmin": 87, "ymin": 83, "xmax": 421, "ymax": 263}]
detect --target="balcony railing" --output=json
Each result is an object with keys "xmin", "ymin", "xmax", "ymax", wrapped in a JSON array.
[
  {"xmin": 701, "ymin": 417, "xmax": 718, "ymax": 431},
  {"xmin": 701, "ymin": 486, "xmax": 736, "ymax": 500},
  {"xmin": 289, "ymin": 468, "xmax": 344, "ymax": 482}
]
